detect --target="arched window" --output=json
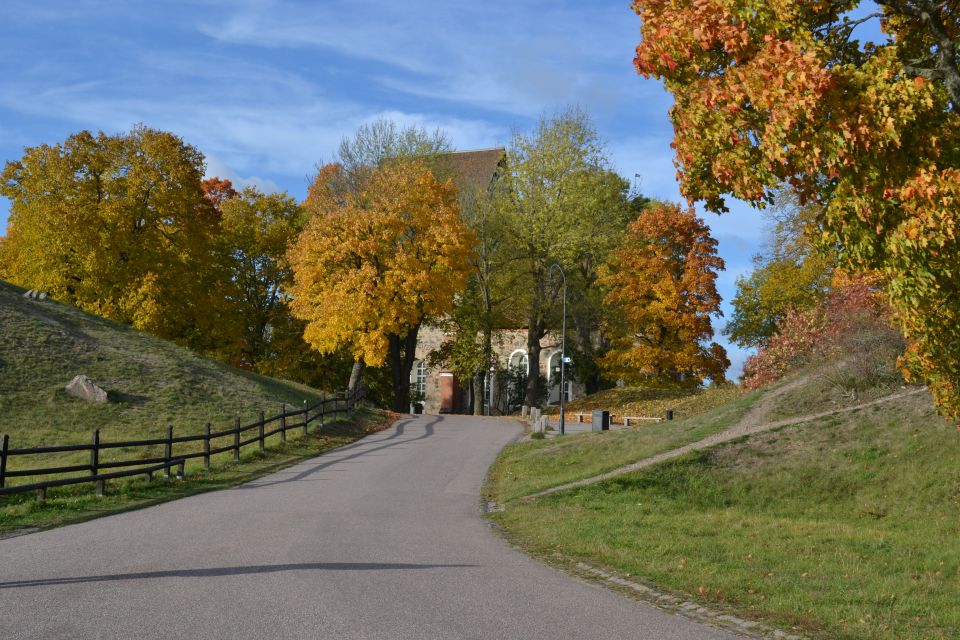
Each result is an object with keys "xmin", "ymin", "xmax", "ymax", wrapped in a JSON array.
[
  {"xmin": 547, "ymin": 351, "xmax": 562, "ymax": 384},
  {"xmin": 508, "ymin": 349, "xmax": 529, "ymax": 375}
]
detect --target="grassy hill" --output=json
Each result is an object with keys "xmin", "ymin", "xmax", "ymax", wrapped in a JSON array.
[
  {"xmin": 486, "ymin": 372, "xmax": 960, "ymax": 639},
  {"xmin": 547, "ymin": 383, "xmax": 744, "ymax": 424},
  {"xmin": 0, "ymin": 279, "xmax": 328, "ymax": 449},
  {"xmin": 491, "ymin": 386, "xmax": 761, "ymax": 501}
]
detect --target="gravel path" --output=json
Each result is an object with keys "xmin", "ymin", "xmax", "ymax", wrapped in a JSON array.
[
  {"xmin": 0, "ymin": 414, "xmax": 735, "ymax": 640},
  {"xmin": 521, "ymin": 385, "xmax": 927, "ymax": 501}
]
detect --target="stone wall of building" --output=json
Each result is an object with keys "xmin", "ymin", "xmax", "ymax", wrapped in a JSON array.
[{"xmin": 412, "ymin": 326, "xmax": 582, "ymax": 415}]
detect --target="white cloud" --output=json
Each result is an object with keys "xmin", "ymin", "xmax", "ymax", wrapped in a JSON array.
[
  {"xmin": 198, "ymin": 0, "xmax": 644, "ymax": 118},
  {"xmin": 203, "ymin": 153, "xmax": 281, "ymax": 194},
  {"xmin": 0, "ymin": 65, "xmax": 507, "ymax": 193}
]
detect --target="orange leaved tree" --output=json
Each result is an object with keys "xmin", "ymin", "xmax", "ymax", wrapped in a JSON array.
[
  {"xmin": 600, "ymin": 203, "xmax": 729, "ymax": 386},
  {"xmin": 288, "ymin": 161, "xmax": 475, "ymax": 412},
  {"xmin": 631, "ymin": 1, "xmax": 960, "ymax": 417}
]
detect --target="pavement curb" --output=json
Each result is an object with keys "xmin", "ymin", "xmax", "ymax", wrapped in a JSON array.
[{"xmin": 573, "ymin": 562, "xmax": 807, "ymax": 640}]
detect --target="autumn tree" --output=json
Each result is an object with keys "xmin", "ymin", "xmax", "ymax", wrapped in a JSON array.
[
  {"xmin": 0, "ymin": 126, "xmax": 222, "ymax": 347},
  {"xmin": 725, "ymin": 194, "xmax": 837, "ymax": 349},
  {"xmin": 632, "ymin": 1, "xmax": 960, "ymax": 417},
  {"xmin": 742, "ymin": 271, "xmax": 902, "ymax": 393},
  {"xmin": 600, "ymin": 203, "xmax": 729, "ymax": 386},
  {"xmin": 202, "ymin": 176, "xmax": 238, "ymax": 209},
  {"xmin": 499, "ymin": 108, "xmax": 633, "ymax": 406},
  {"xmin": 214, "ymin": 185, "xmax": 306, "ymax": 371},
  {"xmin": 307, "ymin": 119, "xmax": 452, "ymax": 394},
  {"xmin": 289, "ymin": 161, "xmax": 475, "ymax": 412}
]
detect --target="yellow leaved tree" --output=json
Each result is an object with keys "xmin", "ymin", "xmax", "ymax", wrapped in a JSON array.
[
  {"xmin": 0, "ymin": 126, "xmax": 223, "ymax": 348},
  {"xmin": 289, "ymin": 160, "xmax": 475, "ymax": 412}
]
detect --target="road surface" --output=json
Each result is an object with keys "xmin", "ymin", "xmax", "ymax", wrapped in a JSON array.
[{"xmin": 0, "ymin": 414, "xmax": 734, "ymax": 639}]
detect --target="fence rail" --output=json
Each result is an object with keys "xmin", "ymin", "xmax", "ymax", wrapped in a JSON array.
[{"xmin": 0, "ymin": 388, "xmax": 363, "ymax": 500}]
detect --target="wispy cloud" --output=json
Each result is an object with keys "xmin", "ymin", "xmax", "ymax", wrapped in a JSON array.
[{"xmin": 198, "ymin": 0, "xmax": 644, "ymax": 118}]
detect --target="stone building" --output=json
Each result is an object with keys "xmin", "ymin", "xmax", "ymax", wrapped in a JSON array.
[
  {"xmin": 412, "ymin": 325, "xmax": 582, "ymax": 415},
  {"xmin": 407, "ymin": 148, "xmax": 584, "ymax": 415}
]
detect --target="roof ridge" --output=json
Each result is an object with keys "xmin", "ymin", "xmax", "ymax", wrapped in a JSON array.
[{"xmin": 444, "ymin": 147, "xmax": 506, "ymax": 155}]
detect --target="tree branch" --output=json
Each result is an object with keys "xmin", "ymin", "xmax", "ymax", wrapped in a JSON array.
[{"xmin": 880, "ymin": 0, "xmax": 960, "ymax": 108}]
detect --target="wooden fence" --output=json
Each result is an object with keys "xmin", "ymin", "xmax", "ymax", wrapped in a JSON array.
[{"xmin": 0, "ymin": 388, "xmax": 363, "ymax": 501}]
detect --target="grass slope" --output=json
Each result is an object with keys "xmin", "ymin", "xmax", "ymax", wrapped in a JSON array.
[
  {"xmin": 0, "ymin": 279, "xmax": 329, "ymax": 452},
  {"xmin": 489, "ymin": 384, "xmax": 960, "ymax": 639},
  {"xmin": 488, "ymin": 386, "xmax": 758, "ymax": 502},
  {"xmin": 547, "ymin": 384, "xmax": 744, "ymax": 423}
]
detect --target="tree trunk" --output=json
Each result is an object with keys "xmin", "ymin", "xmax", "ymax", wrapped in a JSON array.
[
  {"xmin": 574, "ymin": 314, "xmax": 601, "ymax": 395},
  {"xmin": 477, "ymin": 324, "xmax": 493, "ymax": 415},
  {"xmin": 524, "ymin": 321, "xmax": 545, "ymax": 407},
  {"xmin": 472, "ymin": 374, "xmax": 483, "ymax": 415},
  {"xmin": 348, "ymin": 359, "xmax": 366, "ymax": 395},
  {"xmin": 388, "ymin": 324, "xmax": 421, "ymax": 413}
]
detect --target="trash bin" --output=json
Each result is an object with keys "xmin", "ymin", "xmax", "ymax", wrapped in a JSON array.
[
  {"xmin": 591, "ymin": 410, "xmax": 610, "ymax": 432},
  {"xmin": 665, "ymin": 410, "xmax": 674, "ymax": 421}
]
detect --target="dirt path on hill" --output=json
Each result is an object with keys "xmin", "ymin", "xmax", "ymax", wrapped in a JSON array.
[{"xmin": 520, "ymin": 383, "xmax": 928, "ymax": 502}]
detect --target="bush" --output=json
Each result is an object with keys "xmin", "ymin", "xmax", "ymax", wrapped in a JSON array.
[{"xmin": 743, "ymin": 272, "xmax": 904, "ymax": 393}]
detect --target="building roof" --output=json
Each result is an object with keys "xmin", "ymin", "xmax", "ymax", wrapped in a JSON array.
[{"xmin": 437, "ymin": 148, "xmax": 506, "ymax": 194}]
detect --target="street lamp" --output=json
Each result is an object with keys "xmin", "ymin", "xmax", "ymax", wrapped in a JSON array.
[
  {"xmin": 488, "ymin": 364, "xmax": 495, "ymax": 417},
  {"xmin": 550, "ymin": 263, "xmax": 567, "ymax": 436}
]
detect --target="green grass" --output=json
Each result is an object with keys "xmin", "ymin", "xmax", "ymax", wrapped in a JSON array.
[
  {"xmin": 0, "ymin": 406, "xmax": 394, "ymax": 534},
  {"xmin": 0, "ymin": 279, "xmax": 339, "ymax": 478},
  {"xmin": 486, "ymin": 388, "xmax": 760, "ymax": 502},
  {"xmin": 766, "ymin": 370, "xmax": 908, "ymax": 421},
  {"xmin": 489, "ymin": 392, "xmax": 960, "ymax": 640}
]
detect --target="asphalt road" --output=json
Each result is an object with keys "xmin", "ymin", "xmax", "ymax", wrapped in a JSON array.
[{"xmin": 0, "ymin": 414, "xmax": 735, "ymax": 640}]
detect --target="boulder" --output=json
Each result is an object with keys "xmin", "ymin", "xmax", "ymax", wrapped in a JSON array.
[{"xmin": 65, "ymin": 375, "xmax": 109, "ymax": 404}]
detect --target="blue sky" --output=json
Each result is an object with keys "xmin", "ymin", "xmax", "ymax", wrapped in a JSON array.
[{"xmin": 0, "ymin": 0, "xmax": 783, "ymax": 377}]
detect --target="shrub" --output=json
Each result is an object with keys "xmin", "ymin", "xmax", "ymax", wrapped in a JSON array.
[{"xmin": 742, "ymin": 271, "xmax": 904, "ymax": 393}]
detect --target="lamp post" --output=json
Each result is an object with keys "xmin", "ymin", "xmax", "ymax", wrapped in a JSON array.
[
  {"xmin": 488, "ymin": 364, "xmax": 495, "ymax": 417},
  {"xmin": 550, "ymin": 263, "xmax": 567, "ymax": 436}
]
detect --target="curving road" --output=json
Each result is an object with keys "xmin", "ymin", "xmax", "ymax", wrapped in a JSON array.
[{"xmin": 0, "ymin": 414, "xmax": 734, "ymax": 639}]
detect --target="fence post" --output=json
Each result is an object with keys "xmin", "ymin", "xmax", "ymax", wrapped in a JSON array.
[
  {"xmin": 90, "ymin": 429, "xmax": 103, "ymax": 498},
  {"xmin": 0, "ymin": 434, "xmax": 8, "ymax": 489},
  {"xmin": 90, "ymin": 429, "xmax": 100, "ymax": 478},
  {"xmin": 320, "ymin": 392, "xmax": 325, "ymax": 431},
  {"xmin": 203, "ymin": 422, "xmax": 211, "ymax": 469},
  {"xmin": 164, "ymin": 425, "xmax": 173, "ymax": 478},
  {"xmin": 280, "ymin": 404, "xmax": 287, "ymax": 443},
  {"xmin": 234, "ymin": 416, "xmax": 241, "ymax": 461},
  {"xmin": 258, "ymin": 410, "xmax": 265, "ymax": 451},
  {"xmin": 303, "ymin": 400, "xmax": 309, "ymax": 436},
  {"xmin": 96, "ymin": 479, "xmax": 105, "ymax": 498}
]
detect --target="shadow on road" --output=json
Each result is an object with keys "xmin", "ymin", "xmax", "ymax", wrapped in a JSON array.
[
  {"xmin": 0, "ymin": 560, "xmax": 478, "ymax": 590},
  {"xmin": 234, "ymin": 416, "xmax": 440, "ymax": 490}
]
